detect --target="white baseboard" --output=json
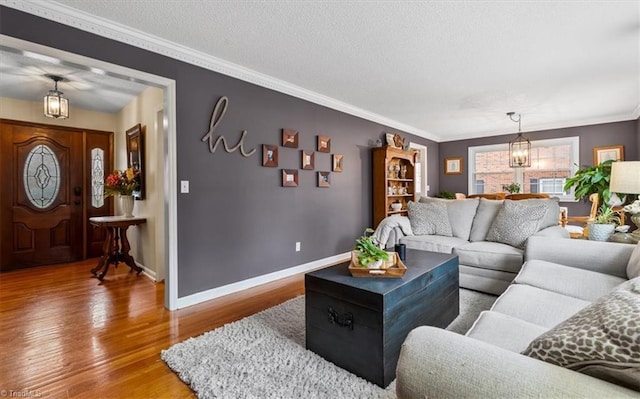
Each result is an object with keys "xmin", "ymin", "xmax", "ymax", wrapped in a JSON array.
[
  {"xmin": 135, "ymin": 261, "xmax": 157, "ymax": 282},
  {"xmin": 176, "ymin": 252, "xmax": 350, "ymax": 309}
]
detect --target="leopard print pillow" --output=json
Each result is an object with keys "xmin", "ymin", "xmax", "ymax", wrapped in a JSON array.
[
  {"xmin": 407, "ymin": 201, "xmax": 452, "ymax": 237},
  {"xmin": 522, "ymin": 277, "xmax": 640, "ymax": 391}
]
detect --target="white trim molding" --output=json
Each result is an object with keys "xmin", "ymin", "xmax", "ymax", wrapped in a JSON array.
[
  {"xmin": 176, "ymin": 252, "xmax": 351, "ymax": 309},
  {"xmin": 136, "ymin": 261, "xmax": 157, "ymax": 281},
  {"xmin": 1, "ymin": 0, "xmax": 438, "ymax": 142}
]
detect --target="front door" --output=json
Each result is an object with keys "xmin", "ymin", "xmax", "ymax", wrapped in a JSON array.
[{"xmin": 0, "ymin": 120, "xmax": 113, "ymax": 270}]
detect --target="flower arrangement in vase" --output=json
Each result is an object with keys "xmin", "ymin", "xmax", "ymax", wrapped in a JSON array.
[
  {"xmin": 104, "ymin": 168, "xmax": 140, "ymax": 218},
  {"xmin": 104, "ymin": 168, "xmax": 140, "ymax": 197}
]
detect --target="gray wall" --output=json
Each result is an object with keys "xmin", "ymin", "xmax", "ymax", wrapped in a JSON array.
[
  {"xmin": 439, "ymin": 120, "xmax": 639, "ymax": 216},
  {"xmin": 0, "ymin": 7, "xmax": 438, "ymax": 296}
]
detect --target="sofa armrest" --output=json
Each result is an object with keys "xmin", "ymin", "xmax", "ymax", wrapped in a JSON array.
[
  {"xmin": 533, "ymin": 225, "xmax": 570, "ymax": 239},
  {"xmin": 396, "ymin": 326, "xmax": 638, "ymax": 399},
  {"xmin": 525, "ymin": 236, "xmax": 634, "ymax": 278}
]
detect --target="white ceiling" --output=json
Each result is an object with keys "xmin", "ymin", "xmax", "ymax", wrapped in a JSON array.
[
  {"xmin": 0, "ymin": 47, "xmax": 149, "ymax": 113},
  {"xmin": 4, "ymin": 1, "xmax": 640, "ymax": 141}
]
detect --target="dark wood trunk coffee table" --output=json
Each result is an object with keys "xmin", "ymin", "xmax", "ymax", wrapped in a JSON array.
[{"xmin": 305, "ymin": 249, "xmax": 459, "ymax": 387}]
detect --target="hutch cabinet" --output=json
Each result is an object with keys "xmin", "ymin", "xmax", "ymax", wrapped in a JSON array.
[{"xmin": 372, "ymin": 146, "xmax": 417, "ymax": 227}]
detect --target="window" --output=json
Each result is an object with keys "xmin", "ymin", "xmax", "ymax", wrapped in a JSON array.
[
  {"xmin": 468, "ymin": 137, "xmax": 579, "ymax": 201},
  {"xmin": 539, "ymin": 178, "xmax": 566, "ymax": 195}
]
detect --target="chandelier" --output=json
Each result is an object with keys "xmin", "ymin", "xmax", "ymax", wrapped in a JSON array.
[
  {"xmin": 507, "ymin": 112, "xmax": 530, "ymax": 168},
  {"xmin": 43, "ymin": 75, "xmax": 69, "ymax": 119}
]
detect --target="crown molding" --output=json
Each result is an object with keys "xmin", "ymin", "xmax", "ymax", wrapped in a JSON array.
[{"xmin": 1, "ymin": 0, "xmax": 440, "ymax": 142}]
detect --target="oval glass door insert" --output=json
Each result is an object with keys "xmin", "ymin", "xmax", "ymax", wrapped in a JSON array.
[{"xmin": 23, "ymin": 144, "xmax": 61, "ymax": 209}]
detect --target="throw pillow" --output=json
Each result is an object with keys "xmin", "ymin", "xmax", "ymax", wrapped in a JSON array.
[
  {"xmin": 485, "ymin": 200, "xmax": 546, "ymax": 249},
  {"xmin": 628, "ymin": 242, "xmax": 640, "ymax": 279},
  {"xmin": 469, "ymin": 198, "xmax": 504, "ymax": 241},
  {"xmin": 522, "ymin": 277, "xmax": 640, "ymax": 391},
  {"xmin": 516, "ymin": 197, "xmax": 561, "ymax": 230},
  {"xmin": 407, "ymin": 201, "xmax": 452, "ymax": 236},
  {"xmin": 419, "ymin": 196, "xmax": 479, "ymax": 240}
]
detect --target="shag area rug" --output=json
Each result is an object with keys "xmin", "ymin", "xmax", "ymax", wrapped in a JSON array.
[{"xmin": 161, "ymin": 289, "xmax": 496, "ymax": 398}]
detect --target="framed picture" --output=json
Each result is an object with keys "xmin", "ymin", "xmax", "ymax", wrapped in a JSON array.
[
  {"xmin": 317, "ymin": 135, "xmax": 331, "ymax": 153},
  {"xmin": 282, "ymin": 169, "xmax": 298, "ymax": 187},
  {"xmin": 301, "ymin": 150, "xmax": 315, "ymax": 170},
  {"xmin": 262, "ymin": 145, "xmax": 278, "ymax": 167},
  {"xmin": 282, "ymin": 129, "xmax": 299, "ymax": 148},
  {"xmin": 318, "ymin": 172, "xmax": 330, "ymax": 187},
  {"xmin": 593, "ymin": 145, "xmax": 624, "ymax": 165},
  {"xmin": 444, "ymin": 157, "xmax": 463, "ymax": 175},
  {"xmin": 125, "ymin": 123, "xmax": 144, "ymax": 200},
  {"xmin": 332, "ymin": 154, "xmax": 343, "ymax": 172}
]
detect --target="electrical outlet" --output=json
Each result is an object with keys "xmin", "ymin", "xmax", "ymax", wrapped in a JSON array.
[
  {"xmin": 180, "ymin": 180, "xmax": 189, "ymax": 193},
  {"xmin": 295, "ymin": 242, "xmax": 301, "ymax": 252}
]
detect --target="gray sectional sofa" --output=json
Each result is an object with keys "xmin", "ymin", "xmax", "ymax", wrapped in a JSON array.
[
  {"xmin": 395, "ymin": 236, "xmax": 640, "ymax": 398},
  {"xmin": 374, "ymin": 197, "xmax": 568, "ymax": 295}
]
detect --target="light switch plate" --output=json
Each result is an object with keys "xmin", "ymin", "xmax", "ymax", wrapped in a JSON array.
[{"xmin": 180, "ymin": 180, "xmax": 189, "ymax": 193}]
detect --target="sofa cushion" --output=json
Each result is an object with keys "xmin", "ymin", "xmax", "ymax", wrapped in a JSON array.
[
  {"xmin": 486, "ymin": 200, "xmax": 546, "ymax": 249},
  {"xmin": 454, "ymin": 241, "xmax": 524, "ymax": 273},
  {"xmin": 407, "ymin": 201, "xmax": 452, "ymax": 236},
  {"xmin": 628, "ymin": 242, "xmax": 640, "ymax": 279},
  {"xmin": 491, "ymin": 284, "xmax": 590, "ymax": 328},
  {"xmin": 419, "ymin": 197, "xmax": 479, "ymax": 240},
  {"xmin": 522, "ymin": 277, "xmax": 640, "ymax": 391},
  {"xmin": 400, "ymin": 234, "xmax": 468, "ymax": 254},
  {"xmin": 466, "ymin": 311, "xmax": 549, "ymax": 353},
  {"xmin": 515, "ymin": 260, "xmax": 627, "ymax": 302},
  {"xmin": 469, "ymin": 198, "xmax": 503, "ymax": 242}
]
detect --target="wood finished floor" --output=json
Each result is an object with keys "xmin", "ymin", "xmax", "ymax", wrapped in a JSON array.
[{"xmin": 0, "ymin": 259, "xmax": 305, "ymax": 398}]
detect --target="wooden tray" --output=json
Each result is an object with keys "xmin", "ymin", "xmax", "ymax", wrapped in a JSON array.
[{"xmin": 348, "ymin": 252, "xmax": 407, "ymax": 278}]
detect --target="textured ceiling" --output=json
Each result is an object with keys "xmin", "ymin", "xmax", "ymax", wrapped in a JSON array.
[{"xmin": 4, "ymin": 1, "xmax": 640, "ymax": 141}]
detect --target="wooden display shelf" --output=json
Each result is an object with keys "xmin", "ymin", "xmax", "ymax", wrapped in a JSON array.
[{"xmin": 373, "ymin": 146, "xmax": 417, "ymax": 227}]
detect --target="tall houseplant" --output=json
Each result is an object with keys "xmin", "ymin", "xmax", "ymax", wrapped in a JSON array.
[{"xmin": 563, "ymin": 160, "xmax": 615, "ymax": 206}]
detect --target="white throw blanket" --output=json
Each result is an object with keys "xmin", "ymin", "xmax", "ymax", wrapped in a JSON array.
[{"xmin": 373, "ymin": 215, "xmax": 413, "ymax": 246}]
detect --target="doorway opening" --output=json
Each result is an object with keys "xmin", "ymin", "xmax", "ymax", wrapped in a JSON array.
[
  {"xmin": 0, "ymin": 34, "xmax": 178, "ymax": 310},
  {"xmin": 409, "ymin": 142, "xmax": 429, "ymax": 197}
]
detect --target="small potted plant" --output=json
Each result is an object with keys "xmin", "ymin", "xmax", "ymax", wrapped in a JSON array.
[
  {"xmin": 588, "ymin": 205, "xmax": 620, "ymax": 241},
  {"xmin": 502, "ymin": 182, "xmax": 521, "ymax": 194},
  {"xmin": 436, "ymin": 191, "xmax": 455, "ymax": 199},
  {"xmin": 353, "ymin": 228, "xmax": 390, "ymax": 269}
]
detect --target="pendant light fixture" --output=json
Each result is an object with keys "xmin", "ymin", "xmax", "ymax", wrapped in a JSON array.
[
  {"xmin": 507, "ymin": 112, "xmax": 530, "ymax": 168},
  {"xmin": 43, "ymin": 75, "xmax": 69, "ymax": 119}
]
